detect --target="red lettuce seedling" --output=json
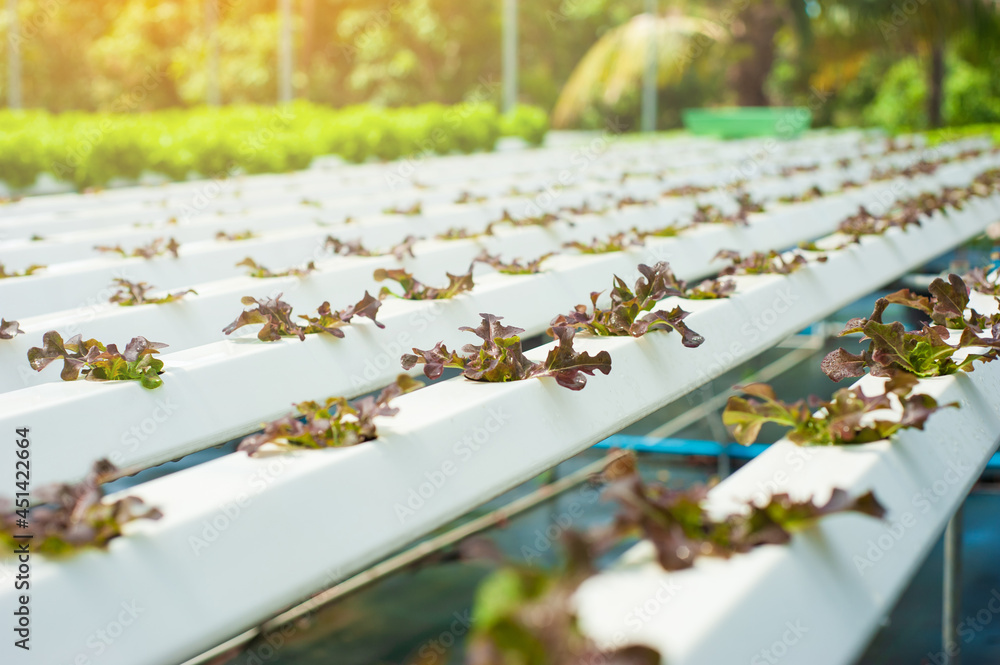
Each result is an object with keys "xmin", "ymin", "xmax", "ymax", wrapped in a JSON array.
[
  {"xmin": 564, "ymin": 232, "xmax": 643, "ymax": 254},
  {"xmin": 383, "ymin": 201, "xmax": 422, "ymax": 216},
  {"xmin": 962, "ymin": 265, "xmax": 1000, "ymax": 296},
  {"xmin": 594, "ymin": 454, "xmax": 885, "ymax": 571},
  {"xmin": 615, "ymin": 195, "xmax": 652, "ymax": 209},
  {"xmin": 375, "ymin": 266, "xmax": 474, "ymax": 300},
  {"xmin": 0, "ymin": 459, "xmax": 162, "ymax": 557},
  {"xmin": 662, "ymin": 184, "xmax": 713, "ymax": 197},
  {"xmin": 1, "ymin": 319, "xmax": 23, "ymax": 339},
  {"xmin": 632, "ymin": 223, "xmax": 683, "ymax": 240},
  {"xmin": 723, "ymin": 377, "xmax": 956, "ymax": 446},
  {"xmin": 686, "ymin": 277, "xmax": 737, "ymax": 300},
  {"xmin": 95, "ymin": 237, "xmax": 179, "ymax": 259},
  {"xmin": 0, "ymin": 263, "xmax": 45, "ymax": 279},
  {"xmin": 821, "ymin": 276, "xmax": 1000, "ymax": 381},
  {"xmin": 237, "ymin": 257, "xmax": 317, "ymax": 278},
  {"xmin": 215, "ymin": 230, "xmax": 256, "ymax": 241},
  {"xmin": 780, "ymin": 163, "xmax": 820, "ymax": 176},
  {"xmin": 435, "ymin": 227, "xmax": 484, "ymax": 241},
  {"xmin": 402, "ymin": 313, "xmax": 612, "ymax": 391},
  {"xmin": 223, "ymin": 292, "xmax": 382, "ymax": 342},
  {"xmin": 238, "ymin": 374, "xmax": 422, "ymax": 455},
  {"xmin": 298, "ymin": 292, "xmax": 384, "ymax": 337},
  {"xmin": 109, "ymin": 278, "xmax": 196, "ymax": 306},
  {"xmin": 551, "ymin": 262, "xmax": 705, "ymax": 346},
  {"xmin": 324, "ymin": 236, "xmax": 375, "ymax": 256},
  {"xmin": 778, "ymin": 185, "xmax": 824, "ymax": 204},
  {"xmin": 454, "ymin": 191, "xmax": 487, "ymax": 204},
  {"xmin": 494, "ymin": 209, "xmax": 560, "ymax": 228},
  {"xmin": 27, "ymin": 332, "xmax": 168, "ymax": 389},
  {"xmin": 474, "ymin": 250, "xmax": 554, "ymax": 275},
  {"xmin": 562, "ymin": 201, "xmax": 607, "ymax": 215},
  {"xmin": 716, "ymin": 249, "xmax": 816, "ymax": 275},
  {"xmin": 730, "ymin": 191, "xmax": 765, "ymax": 224},
  {"xmin": 388, "ymin": 234, "xmax": 421, "ymax": 260}
]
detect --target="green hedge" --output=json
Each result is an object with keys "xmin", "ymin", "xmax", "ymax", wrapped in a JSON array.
[{"xmin": 0, "ymin": 102, "xmax": 550, "ymax": 190}]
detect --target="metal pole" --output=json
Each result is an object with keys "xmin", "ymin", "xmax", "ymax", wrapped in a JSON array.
[
  {"xmin": 7, "ymin": 0, "xmax": 21, "ymax": 109},
  {"xmin": 278, "ymin": 0, "xmax": 293, "ymax": 103},
  {"xmin": 205, "ymin": 0, "xmax": 220, "ymax": 106},
  {"xmin": 943, "ymin": 504, "xmax": 963, "ymax": 665},
  {"xmin": 640, "ymin": 0, "xmax": 657, "ymax": 133},
  {"xmin": 501, "ymin": 0, "xmax": 517, "ymax": 113}
]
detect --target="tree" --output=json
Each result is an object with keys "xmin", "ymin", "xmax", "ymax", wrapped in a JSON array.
[{"xmin": 836, "ymin": 0, "xmax": 1000, "ymax": 128}]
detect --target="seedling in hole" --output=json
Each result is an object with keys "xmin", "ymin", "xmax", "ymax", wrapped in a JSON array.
[
  {"xmin": 28, "ymin": 332, "xmax": 168, "ymax": 389},
  {"xmin": 238, "ymin": 375, "xmax": 422, "ymax": 455},
  {"xmin": 402, "ymin": 313, "xmax": 611, "ymax": 391}
]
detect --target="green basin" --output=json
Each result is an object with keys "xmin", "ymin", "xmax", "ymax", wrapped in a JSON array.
[{"xmin": 682, "ymin": 107, "xmax": 812, "ymax": 139}]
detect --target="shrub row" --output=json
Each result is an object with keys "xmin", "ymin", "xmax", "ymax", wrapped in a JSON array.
[{"xmin": 0, "ymin": 102, "xmax": 549, "ymax": 190}]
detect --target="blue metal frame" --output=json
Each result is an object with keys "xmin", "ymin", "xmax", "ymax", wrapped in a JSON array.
[{"xmin": 597, "ymin": 434, "xmax": 1000, "ymax": 469}]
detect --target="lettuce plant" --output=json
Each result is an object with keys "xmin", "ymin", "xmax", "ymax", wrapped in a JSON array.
[
  {"xmin": 237, "ymin": 257, "xmax": 316, "ymax": 278},
  {"xmin": 821, "ymin": 276, "xmax": 1000, "ymax": 381},
  {"xmin": 388, "ymin": 234, "xmax": 421, "ymax": 260},
  {"xmin": 615, "ymin": 195, "xmax": 652, "ymax": 209},
  {"xmin": 778, "ymin": 185, "xmax": 824, "ymax": 204},
  {"xmin": 596, "ymin": 454, "xmax": 885, "ymax": 571},
  {"xmin": 108, "ymin": 278, "xmax": 196, "ymax": 306},
  {"xmin": 723, "ymin": 377, "xmax": 955, "ymax": 446},
  {"xmin": 716, "ymin": 249, "xmax": 814, "ymax": 275},
  {"xmin": 564, "ymin": 232, "xmax": 643, "ymax": 254},
  {"xmin": 238, "ymin": 374, "xmax": 422, "ymax": 455},
  {"xmin": 324, "ymin": 235, "xmax": 375, "ymax": 256},
  {"xmin": 495, "ymin": 209, "xmax": 560, "ymax": 228},
  {"xmin": 95, "ymin": 237, "xmax": 179, "ymax": 259},
  {"xmin": 632, "ymin": 223, "xmax": 683, "ymax": 240},
  {"xmin": 963, "ymin": 266, "xmax": 1000, "ymax": 296},
  {"xmin": 0, "ymin": 459, "xmax": 162, "ymax": 557},
  {"xmin": 375, "ymin": 266, "xmax": 474, "ymax": 300},
  {"xmin": 454, "ymin": 191, "xmax": 487, "ymax": 204},
  {"xmin": 474, "ymin": 250, "xmax": 554, "ymax": 275},
  {"xmin": 691, "ymin": 203, "xmax": 726, "ymax": 225},
  {"xmin": 550, "ymin": 262, "xmax": 704, "ymax": 346},
  {"xmin": 223, "ymin": 292, "xmax": 382, "ymax": 342},
  {"xmin": 731, "ymin": 191, "xmax": 765, "ymax": 223},
  {"xmin": 215, "ymin": 230, "xmax": 256, "ymax": 241},
  {"xmin": 383, "ymin": 201, "xmax": 422, "ymax": 216},
  {"xmin": 562, "ymin": 201, "xmax": 607, "ymax": 215},
  {"xmin": 436, "ymin": 227, "xmax": 485, "ymax": 241},
  {"xmin": 686, "ymin": 277, "xmax": 737, "ymax": 300},
  {"xmin": 1, "ymin": 319, "xmax": 23, "ymax": 339},
  {"xmin": 0, "ymin": 263, "xmax": 45, "ymax": 278},
  {"xmin": 661, "ymin": 184, "xmax": 713, "ymax": 197},
  {"xmin": 780, "ymin": 163, "xmax": 820, "ymax": 176},
  {"xmin": 402, "ymin": 314, "xmax": 611, "ymax": 391},
  {"xmin": 28, "ymin": 332, "xmax": 168, "ymax": 389}
]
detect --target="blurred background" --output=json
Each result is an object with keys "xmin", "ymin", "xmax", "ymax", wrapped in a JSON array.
[{"xmin": 2, "ymin": 0, "xmax": 999, "ymax": 130}]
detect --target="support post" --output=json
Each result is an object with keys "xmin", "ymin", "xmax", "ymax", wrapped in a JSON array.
[
  {"xmin": 502, "ymin": 0, "xmax": 517, "ymax": 113},
  {"xmin": 7, "ymin": 0, "xmax": 21, "ymax": 109},
  {"xmin": 641, "ymin": 0, "xmax": 657, "ymax": 133},
  {"xmin": 278, "ymin": 0, "xmax": 293, "ymax": 103},
  {"xmin": 206, "ymin": 0, "xmax": 220, "ymax": 106},
  {"xmin": 943, "ymin": 504, "xmax": 963, "ymax": 665}
]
